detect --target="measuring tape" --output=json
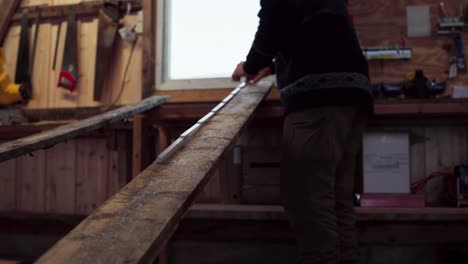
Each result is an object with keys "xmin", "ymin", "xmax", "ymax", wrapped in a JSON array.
[{"xmin": 156, "ymin": 82, "xmax": 247, "ymax": 164}]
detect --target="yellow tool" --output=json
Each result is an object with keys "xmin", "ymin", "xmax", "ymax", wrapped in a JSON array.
[{"xmin": 0, "ymin": 48, "xmax": 28, "ymax": 105}]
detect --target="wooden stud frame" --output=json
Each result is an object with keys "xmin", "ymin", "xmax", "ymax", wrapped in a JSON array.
[{"xmin": 142, "ymin": 0, "xmax": 156, "ymax": 98}]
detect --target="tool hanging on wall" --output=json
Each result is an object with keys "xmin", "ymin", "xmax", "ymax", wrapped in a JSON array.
[
  {"xmin": 15, "ymin": 9, "xmax": 30, "ymax": 87},
  {"xmin": 14, "ymin": 8, "xmax": 40, "ymax": 101},
  {"xmin": 453, "ymin": 34, "xmax": 466, "ymax": 74},
  {"xmin": 438, "ymin": 2, "xmax": 467, "ymax": 76},
  {"xmin": 94, "ymin": 0, "xmax": 120, "ymax": 101},
  {"xmin": 58, "ymin": 9, "xmax": 78, "ymax": 92},
  {"xmin": 52, "ymin": 9, "xmax": 64, "ymax": 70}
]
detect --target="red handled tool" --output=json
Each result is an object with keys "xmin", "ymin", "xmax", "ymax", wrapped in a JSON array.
[{"xmin": 58, "ymin": 8, "xmax": 77, "ymax": 92}]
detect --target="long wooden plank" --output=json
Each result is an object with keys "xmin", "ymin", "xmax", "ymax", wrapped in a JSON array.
[
  {"xmin": 22, "ymin": 107, "xmax": 114, "ymax": 122},
  {"xmin": 36, "ymin": 80, "xmax": 273, "ymax": 264},
  {"xmin": 0, "ymin": 96, "xmax": 169, "ymax": 162},
  {"xmin": 0, "ymin": 0, "xmax": 20, "ymax": 45}
]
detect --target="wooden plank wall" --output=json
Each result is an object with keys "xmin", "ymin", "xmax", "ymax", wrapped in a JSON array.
[
  {"xmin": 2, "ymin": 0, "xmax": 142, "ymax": 109},
  {"xmin": 349, "ymin": 0, "xmax": 468, "ymax": 88},
  {"xmin": 0, "ymin": 132, "xmax": 131, "ymax": 214},
  {"xmin": 0, "ymin": 0, "xmax": 142, "ymax": 215}
]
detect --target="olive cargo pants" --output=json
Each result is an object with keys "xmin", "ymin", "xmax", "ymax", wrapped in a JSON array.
[{"xmin": 281, "ymin": 106, "xmax": 367, "ymax": 264}]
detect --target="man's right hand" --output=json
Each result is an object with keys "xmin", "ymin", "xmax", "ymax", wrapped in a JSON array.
[{"xmin": 250, "ymin": 66, "xmax": 272, "ymax": 83}]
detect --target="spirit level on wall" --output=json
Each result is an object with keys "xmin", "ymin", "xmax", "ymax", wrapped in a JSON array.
[{"xmin": 363, "ymin": 48, "xmax": 412, "ymax": 60}]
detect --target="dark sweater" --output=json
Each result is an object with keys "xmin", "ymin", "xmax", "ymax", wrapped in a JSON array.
[{"xmin": 243, "ymin": 0, "xmax": 373, "ymax": 114}]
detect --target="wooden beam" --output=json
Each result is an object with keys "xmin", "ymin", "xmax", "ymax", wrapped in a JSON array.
[
  {"xmin": 0, "ymin": 122, "xmax": 132, "ymax": 141},
  {"xmin": 0, "ymin": 0, "xmax": 21, "ymax": 45},
  {"xmin": 22, "ymin": 107, "xmax": 117, "ymax": 122},
  {"xmin": 142, "ymin": 0, "xmax": 155, "ymax": 98},
  {"xmin": 0, "ymin": 96, "xmax": 169, "ymax": 162},
  {"xmin": 148, "ymin": 100, "xmax": 468, "ymax": 128},
  {"xmin": 35, "ymin": 81, "xmax": 273, "ymax": 264},
  {"xmin": 150, "ymin": 100, "xmax": 468, "ymax": 121},
  {"xmin": 21, "ymin": 99, "xmax": 468, "ymax": 125},
  {"xmin": 10, "ymin": 1, "xmax": 142, "ymax": 23},
  {"xmin": 0, "ymin": 122, "xmax": 69, "ymax": 140},
  {"xmin": 153, "ymin": 87, "xmax": 468, "ymax": 116}
]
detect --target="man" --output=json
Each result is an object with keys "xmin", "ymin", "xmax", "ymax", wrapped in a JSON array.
[{"xmin": 232, "ymin": 1, "xmax": 373, "ymax": 264}]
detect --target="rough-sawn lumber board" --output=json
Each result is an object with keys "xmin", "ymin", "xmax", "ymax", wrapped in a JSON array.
[
  {"xmin": 0, "ymin": 96, "xmax": 170, "ymax": 162},
  {"xmin": 35, "ymin": 81, "xmax": 273, "ymax": 264}
]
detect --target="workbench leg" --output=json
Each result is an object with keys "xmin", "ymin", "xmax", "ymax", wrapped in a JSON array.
[{"xmin": 132, "ymin": 115, "xmax": 153, "ymax": 178}]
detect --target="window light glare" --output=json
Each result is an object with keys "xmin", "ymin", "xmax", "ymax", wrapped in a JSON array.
[{"xmin": 168, "ymin": 0, "xmax": 260, "ymax": 80}]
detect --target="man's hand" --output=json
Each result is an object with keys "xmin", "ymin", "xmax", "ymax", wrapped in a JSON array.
[
  {"xmin": 231, "ymin": 62, "xmax": 253, "ymax": 82},
  {"xmin": 251, "ymin": 66, "xmax": 272, "ymax": 83},
  {"xmin": 231, "ymin": 62, "xmax": 272, "ymax": 83}
]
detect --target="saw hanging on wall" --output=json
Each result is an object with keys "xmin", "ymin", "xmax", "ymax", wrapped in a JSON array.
[
  {"xmin": 13, "ymin": 8, "xmax": 42, "ymax": 103},
  {"xmin": 57, "ymin": 8, "xmax": 78, "ymax": 92},
  {"xmin": 94, "ymin": 0, "xmax": 120, "ymax": 101}
]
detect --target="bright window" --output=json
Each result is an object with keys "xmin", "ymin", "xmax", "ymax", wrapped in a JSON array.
[{"xmin": 158, "ymin": 0, "xmax": 261, "ymax": 89}]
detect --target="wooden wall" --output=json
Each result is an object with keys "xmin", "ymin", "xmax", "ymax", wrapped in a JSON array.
[
  {"xmin": 0, "ymin": 132, "xmax": 131, "ymax": 215},
  {"xmin": 349, "ymin": 0, "xmax": 468, "ymax": 88},
  {"xmin": 2, "ymin": 0, "xmax": 143, "ymax": 109},
  {"xmin": 3, "ymin": 0, "xmax": 468, "ymax": 215},
  {"xmin": 0, "ymin": 0, "xmax": 145, "ymax": 216}
]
